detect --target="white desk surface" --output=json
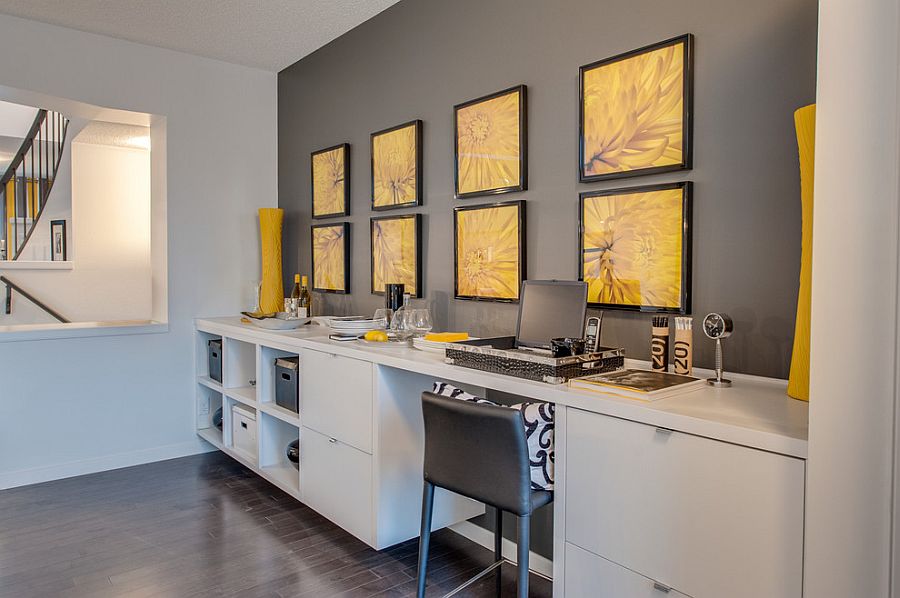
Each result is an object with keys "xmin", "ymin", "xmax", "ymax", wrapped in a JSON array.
[{"xmin": 196, "ymin": 317, "xmax": 809, "ymax": 459}]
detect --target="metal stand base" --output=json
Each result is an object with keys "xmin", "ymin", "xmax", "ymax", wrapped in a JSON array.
[{"xmin": 707, "ymin": 378, "xmax": 732, "ymax": 387}]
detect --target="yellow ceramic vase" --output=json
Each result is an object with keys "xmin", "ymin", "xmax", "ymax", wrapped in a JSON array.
[
  {"xmin": 258, "ymin": 208, "xmax": 284, "ymax": 314},
  {"xmin": 787, "ymin": 105, "xmax": 815, "ymax": 401}
]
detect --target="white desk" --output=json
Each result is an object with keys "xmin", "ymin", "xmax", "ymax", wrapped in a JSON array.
[{"xmin": 195, "ymin": 317, "xmax": 808, "ymax": 597}]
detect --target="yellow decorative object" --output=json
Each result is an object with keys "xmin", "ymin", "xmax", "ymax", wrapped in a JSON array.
[
  {"xmin": 787, "ymin": 104, "xmax": 815, "ymax": 402},
  {"xmin": 372, "ymin": 121, "xmax": 420, "ymax": 209},
  {"xmin": 581, "ymin": 36, "xmax": 691, "ymax": 181},
  {"xmin": 371, "ymin": 215, "xmax": 419, "ymax": 295},
  {"xmin": 455, "ymin": 202, "xmax": 524, "ymax": 301},
  {"xmin": 581, "ymin": 184, "xmax": 688, "ymax": 311},
  {"xmin": 455, "ymin": 86, "xmax": 525, "ymax": 197},
  {"xmin": 425, "ymin": 332, "xmax": 469, "ymax": 343},
  {"xmin": 258, "ymin": 207, "xmax": 284, "ymax": 314},
  {"xmin": 311, "ymin": 223, "xmax": 348, "ymax": 292}
]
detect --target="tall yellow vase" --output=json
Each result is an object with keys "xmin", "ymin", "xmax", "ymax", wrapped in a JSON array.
[
  {"xmin": 787, "ymin": 105, "xmax": 815, "ymax": 401},
  {"xmin": 258, "ymin": 208, "xmax": 284, "ymax": 314}
]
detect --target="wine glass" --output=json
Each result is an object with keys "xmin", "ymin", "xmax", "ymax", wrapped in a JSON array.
[
  {"xmin": 411, "ymin": 308, "xmax": 433, "ymax": 337},
  {"xmin": 373, "ymin": 308, "xmax": 392, "ymax": 330}
]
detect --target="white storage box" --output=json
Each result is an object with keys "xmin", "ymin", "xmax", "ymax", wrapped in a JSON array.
[{"xmin": 231, "ymin": 405, "xmax": 258, "ymax": 462}]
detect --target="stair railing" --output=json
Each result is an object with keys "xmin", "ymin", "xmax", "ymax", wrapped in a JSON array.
[
  {"xmin": 1, "ymin": 275, "xmax": 69, "ymax": 323},
  {"xmin": 0, "ymin": 109, "xmax": 69, "ymax": 261}
]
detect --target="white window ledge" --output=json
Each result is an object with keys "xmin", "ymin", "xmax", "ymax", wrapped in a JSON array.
[
  {"xmin": 0, "ymin": 320, "xmax": 167, "ymax": 342},
  {"xmin": 0, "ymin": 261, "xmax": 74, "ymax": 270}
]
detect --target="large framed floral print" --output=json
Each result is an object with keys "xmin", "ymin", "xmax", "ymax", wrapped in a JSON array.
[
  {"xmin": 454, "ymin": 200, "xmax": 525, "ymax": 302},
  {"xmin": 311, "ymin": 222, "xmax": 350, "ymax": 293},
  {"xmin": 371, "ymin": 120, "xmax": 422, "ymax": 210},
  {"xmin": 454, "ymin": 85, "xmax": 527, "ymax": 199},
  {"xmin": 579, "ymin": 34, "xmax": 693, "ymax": 182},
  {"xmin": 370, "ymin": 214, "xmax": 422, "ymax": 297},
  {"xmin": 311, "ymin": 143, "xmax": 350, "ymax": 219},
  {"xmin": 579, "ymin": 182, "xmax": 691, "ymax": 313}
]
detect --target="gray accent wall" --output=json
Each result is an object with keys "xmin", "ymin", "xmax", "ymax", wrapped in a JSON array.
[
  {"xmin": 279, "ymin": 0, "xmax": 817, "ymax": 380},
  {"xmin": 278, "ymin": 0, "xmax": 817, "ymax": 560}
]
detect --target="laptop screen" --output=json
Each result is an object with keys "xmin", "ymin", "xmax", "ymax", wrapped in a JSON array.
[{"xmin": 515, "ymin": 280, "xmax": 588, "ymax": 349}]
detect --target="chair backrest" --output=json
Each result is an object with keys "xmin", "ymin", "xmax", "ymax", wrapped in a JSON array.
[{"xmin": 420, "ymin": 391, "xmax": 533, "ymax": 515}]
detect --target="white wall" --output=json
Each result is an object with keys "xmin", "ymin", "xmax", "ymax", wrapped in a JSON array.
[
  {"xmin": 0, "ymin": 15, "xmax": 276, "ymax": 487},
  {"xmin": 805, "ymin": 0, "xmax": 900, "ymax": 595}
]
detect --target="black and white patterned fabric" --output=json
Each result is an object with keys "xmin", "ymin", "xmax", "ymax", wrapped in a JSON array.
[{"xmin": 431, "ymin": 382, "xmax": 555, "ymax": 491}]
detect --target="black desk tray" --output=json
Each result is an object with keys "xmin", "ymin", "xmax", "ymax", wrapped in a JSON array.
[{"xmin": 445, "ymin": 336, "xmax": 625, "ymax": 384}]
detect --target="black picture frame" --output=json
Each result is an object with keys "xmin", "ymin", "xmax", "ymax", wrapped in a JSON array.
[
  {"xmin": 370, "ymin": 213, "xmax": 423, "ymax": 297},
  {"xmin": 50, "ymin": 219, "xmax": 66, "ymax": 261},
  {"xmin": 579, "ymin": 34, "xmax": 694, "ymax": 183},
  {"xmin": 454, "ymin": 85, "xmax": 528, "ymax": 199},
  {"xmin": 453, "ymin": 200, "xmax": 526, "ymax": 303},
  {"xmin": 310, "ymin": 222, "xmax": 350, "ymax": 294},
  {"xmin": 578, "ymin": 182, "xmax": 692, "ymax": 314},
  {"xmin": 311, "ymin": 143, "xmax": 351, "ymax": 219},
  {"xmin": 371, "ymin": 120, "xmax": 423, "ymax": 211}
]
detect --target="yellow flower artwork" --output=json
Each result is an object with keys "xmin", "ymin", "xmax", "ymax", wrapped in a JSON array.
[
  {"xmin": 372, "ymin": 121, "xmax": 420, "ymax": 209},
  {"xmin": 312, "ymin": 224, "xmax": 348, "ymax": 292},
  {"xmin": 455, "ymin": 202, "xmax": 524, "ymax": 301},
  {"xmin": 312, "ymin": 144, "xmax": 348, "ymax": 218},
  {"xmin": 455, "ymin": 86, "xmax": 525, "ymax": 197},
  {"xmin": 581, "ymin": 36, "xmax": 691, "ymax": 181},
  {"xmin": 371, "ymin": 215, "xmax": 419, "ymax": 295},
  {"xmin": 581, "ymin": 185, "xmax": 689, "ymax": 312}
]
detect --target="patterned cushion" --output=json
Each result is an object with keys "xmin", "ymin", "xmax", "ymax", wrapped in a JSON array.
[{"xmin": 431, "ymin": 382, "xmax": 555, "ymax": 491}]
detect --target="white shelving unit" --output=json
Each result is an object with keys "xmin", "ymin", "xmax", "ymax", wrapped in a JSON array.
[{"xmin": 194, "ymin": 327, "xmax": 300, "ymax": 499}]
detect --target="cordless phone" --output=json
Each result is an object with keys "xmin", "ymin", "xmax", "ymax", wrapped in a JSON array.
[{"xmin": 584, "ymin": 314, "xmax": 602, "ymax": 353}]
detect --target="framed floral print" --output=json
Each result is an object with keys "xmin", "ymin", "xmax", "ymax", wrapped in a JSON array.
[
  {"xmin": 454, "ymin": 85, "xmax": 527, "ymax": 198},
  {"xmin": 454, "ymin": 200, "xmax": 526, "ymax": 302},
  {"xmin": 371, "ymin": 120, "xmax": 422, "ymax": 210},
  {"xmin": 311, "ymin": 143, "xmax": 350, "ymax": 219},
  {"xmin": 311, "ymin": 222, "xmax": 350, "ymax": 293},
  {"xmin": 579, "ymin": 34, "xmax": 694, "ymax": 182},
  {"xmin": 370, "ymin": 214, "xmax": 422, "ymax": 297},
  {"xmin": 579, "ymin": 182, "xmax": 692, "ymax": 313}
]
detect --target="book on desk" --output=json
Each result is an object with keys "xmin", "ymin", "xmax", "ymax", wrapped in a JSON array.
[{"xmin": 568, "ymin": 368, "xmax": 705, "ymax": 401}]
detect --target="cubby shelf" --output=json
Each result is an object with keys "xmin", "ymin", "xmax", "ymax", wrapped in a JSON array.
[
  {"xmin": 260, "ymin": 402, "xmax": 300, "ymax": 427},
  {"xmin": 198, "ymin": 376, "xmax": 222, "ymax": 392},
  {"xmin": 226, "ymin": 386, "xmax": 257, "ymax": 406},
  {"xmin": 196, "ymin": 325, "xmax": 301, "ymax": 502}
]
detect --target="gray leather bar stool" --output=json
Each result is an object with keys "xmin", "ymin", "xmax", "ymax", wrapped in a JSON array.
[{"xmin": 416, "ymin": 391, "xmax": 553, "ymax": 598}]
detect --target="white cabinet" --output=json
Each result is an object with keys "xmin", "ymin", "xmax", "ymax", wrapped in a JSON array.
[
  {"xmin": 564, "ymin": 542, "xmax": 690, "ymax": 598},
  {"xmin": 564, "ymin": 408, "xmax": 805, "ymax": 598},
  {"xmin": 301, "ymin": 425, "xmax": 374, "ymax": 544},
  {"xmin": 300, "ymin": 348, "xmax": 373, "ymax": 453}
]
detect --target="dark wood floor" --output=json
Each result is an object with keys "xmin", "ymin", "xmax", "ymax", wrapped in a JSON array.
[{"xmin": 0, "ymin": 452, "xmax": 552, "ymax": 597}]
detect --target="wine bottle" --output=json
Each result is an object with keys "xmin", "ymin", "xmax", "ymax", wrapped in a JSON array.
[
  {"xmin": 290, "ymin": 274, "xmax": 301, "ymax": 317},
  {"xmin": 299, "ymin": 275, "xmax": 311, "ymax": 318}
]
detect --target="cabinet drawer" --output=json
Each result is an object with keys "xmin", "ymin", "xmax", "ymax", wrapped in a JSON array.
[
  {"xmin": 300, "ymin": 426, "xmax": 373, "ymax": 544},
  {"xmin": 564, "ymin": 542, "xmax": 689, "ymax": 598},
  {"xmin": 300, "ymin": 349, "xmax": 373, "ymax": 453},
  {"xmin": 566, "ymin": 409, "xmax": 804, "ymax": 598}
]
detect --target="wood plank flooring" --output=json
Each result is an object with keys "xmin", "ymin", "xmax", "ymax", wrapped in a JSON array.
[{"xmin": 0, "ymin": 452, "xmax": 552, "ymax": 597}]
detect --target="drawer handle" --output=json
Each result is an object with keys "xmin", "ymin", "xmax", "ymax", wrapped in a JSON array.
[
  {"xmin": 655, "ymin": 427, "xmax": 673, "ymax": 436},
  {"xmin": 652, "ymin": 581, "xmax": 672, "ymax": 593},
  {"xmin": 328, "ymin": 437, "xmax": 337, "ymax": 444}
]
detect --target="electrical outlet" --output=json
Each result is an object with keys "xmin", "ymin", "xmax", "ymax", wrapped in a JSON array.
[{"xmin": 197, "ymin": 395, "xmax": 210, "ymax": 416}]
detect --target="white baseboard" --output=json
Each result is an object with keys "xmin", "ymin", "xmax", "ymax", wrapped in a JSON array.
[
  {"xmin": 449, "ymin": 520, "xmax": 554, "ymax": 579},
  {"xmin": 0, "ymin": 439, "xmax": 216, "ymax": 490}
]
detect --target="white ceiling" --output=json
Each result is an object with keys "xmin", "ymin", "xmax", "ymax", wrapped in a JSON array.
[{"xmin": 0, "ymin": 0, "xmax": 401, "ymax": 71}]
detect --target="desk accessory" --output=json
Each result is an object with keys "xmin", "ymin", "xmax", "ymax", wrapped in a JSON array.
[
  {"xmin": 651, "ymin": 316, "xmax": 670, "ymax": 372},
  {"xmin": 702, "ymin": 312, "xmax": 734, "ymax": 387},
  {"xmin": 551, "ymin": 337, "xmax": 585, "ymax": 358},
  {"xmin": 673, "ymin": 316, "xmax": 693, "ymax": 375}
]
